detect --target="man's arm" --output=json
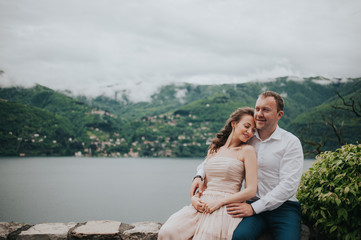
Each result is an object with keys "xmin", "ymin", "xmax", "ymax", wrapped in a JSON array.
[
  {"xmin": 189, "ymin": 160, "xmax": 206, "ymax": 197},
  {"xmin": 251, "ymin": 137, "xmax": 304, "ymax": 214},
  {"xmin": 227, "ymin": 137, "xmax": 303, "ymax": 217},
  {"xmin": 195, "ymin": 160, "xmax": 206, "ymax": 178}
]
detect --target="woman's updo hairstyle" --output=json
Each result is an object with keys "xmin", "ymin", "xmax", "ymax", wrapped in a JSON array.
[{"xmin": 209, "ymin": 107, "xmax": 254, "ymax": 153}]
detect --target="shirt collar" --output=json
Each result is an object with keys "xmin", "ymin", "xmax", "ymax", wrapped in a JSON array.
[{"xmin": 255, "ymin": 125, "xmax": 281, "ymax": 142}]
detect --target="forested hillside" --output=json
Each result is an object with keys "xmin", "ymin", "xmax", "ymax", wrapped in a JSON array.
[
  {"xmin": 290, "ymin": 79, "xmax": 361, "ymax": 154},
  {"xmin": 1, "ymin": 77, "xmax": 360, "ymax": 157}
]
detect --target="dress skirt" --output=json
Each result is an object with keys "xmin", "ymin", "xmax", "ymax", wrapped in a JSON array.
[{"xmin": 158, "ymin": 190, "xmax": 242, "ymax": 240}]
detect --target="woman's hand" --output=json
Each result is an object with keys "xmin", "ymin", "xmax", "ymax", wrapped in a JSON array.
[
  {"xmin": 204, "ymin": 199, "xmax": 223, "ymax": 214},
  {"xmin": 191, "ymin": 195, "xmax": 205, "ymax": 213}
]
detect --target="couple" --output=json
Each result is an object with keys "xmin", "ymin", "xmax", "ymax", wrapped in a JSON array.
[{"xmin": 158, "ymin": 91, "xmax": 304, "ymax": 240}]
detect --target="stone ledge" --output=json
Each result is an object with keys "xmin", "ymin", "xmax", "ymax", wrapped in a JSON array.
[
  {"xmin": 0, "ymin": 221, "xmax": 161, "ymax": 240},
  {"xmin": 0, "ymin": 221, "xmax": 310, "ymax": 240}
]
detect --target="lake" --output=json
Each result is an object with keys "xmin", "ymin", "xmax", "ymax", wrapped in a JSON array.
[{"xmin": 0, "ymin": 157, "xmax": 314, "ymax": 224}]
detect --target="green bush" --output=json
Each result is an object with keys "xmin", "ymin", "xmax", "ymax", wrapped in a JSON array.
[{"xmin": 297, "ymin": 144, "xmax": 361, "ymax": 240}]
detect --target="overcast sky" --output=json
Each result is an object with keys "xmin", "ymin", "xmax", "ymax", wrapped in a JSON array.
[{"xmin": 0, "ymin": 0, "xmax": 360, "ymax": 101}]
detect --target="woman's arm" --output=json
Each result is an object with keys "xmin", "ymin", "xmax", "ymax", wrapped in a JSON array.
[{"xmin": 204, "ymin": 146, "xmax": 257, "ymax": 213}]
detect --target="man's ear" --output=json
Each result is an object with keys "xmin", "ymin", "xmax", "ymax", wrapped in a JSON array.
[{"xmin": 278, "ymin": 111, "xmax": 284, "ymax": 120}]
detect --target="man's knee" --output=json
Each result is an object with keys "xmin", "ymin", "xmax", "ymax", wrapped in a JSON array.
[
  {"xmin": 232, "ymin": 227, "xmax": 258, "ymax": 240},
  {"xmin": 232, "ymin": 216, "xmax": 266, "ymax": 240}
]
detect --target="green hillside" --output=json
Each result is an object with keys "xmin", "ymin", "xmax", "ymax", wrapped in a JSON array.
[
  {"xmin": 0, "ymin": 77, "xmax": 360, "ymax": 157},
  {"xmin": 290, "ymin": 81, "xmax": 361, "ymax": 155},
  {"xmin": 0, "ymin": 101, "xmax": 81, "ymax": 156},
  {"xmin": 0, "ymin": 85, "xmax": 127, "ymax": 156}
]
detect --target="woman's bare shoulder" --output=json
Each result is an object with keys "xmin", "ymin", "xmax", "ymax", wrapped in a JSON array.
[
  {"xmin": 242, "ymin": 144, "xmax": 255, "ymax": 153},
  {"xmin": 237, "ymin": 145, "xmax": 256, "ymax": 162}
]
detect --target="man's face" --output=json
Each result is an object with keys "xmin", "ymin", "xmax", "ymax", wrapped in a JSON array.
[{"xmin": 254, "ymin": 96, "xmax": 283, "ymax": 131}]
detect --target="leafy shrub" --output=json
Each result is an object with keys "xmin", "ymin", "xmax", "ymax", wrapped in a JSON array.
[{"xmin": 297, "ymin": 144, "xmax": 361, "ymax": 240}]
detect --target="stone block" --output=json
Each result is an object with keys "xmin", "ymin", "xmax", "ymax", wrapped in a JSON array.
[
  {"xmin": 17, "ymin": 222, "xmax": 77, "ymax": 240},
  {"xmin": 122, "ymin": 222, "xmax": 162, "ymax": 240},
  {"xmin": 301, "ymin": 224, "xmax": 311, "ymax": 240},
  {"xmin": 0, "ymin": 222, "xmax": 31, "ymax": 240},
  {"xmin": 69, "ymin": 220, "xmax": 132, "ymax": 240}
]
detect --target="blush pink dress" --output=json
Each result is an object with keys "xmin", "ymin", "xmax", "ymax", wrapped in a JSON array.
[{"xmin": 158, "ymin": 156, "xmax": 245, "ymax": 240}]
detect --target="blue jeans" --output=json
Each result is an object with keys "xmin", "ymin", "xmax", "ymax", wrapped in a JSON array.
[{"xmin": 232, "ymin": 201, "xmax": 301, "ymax": 240}]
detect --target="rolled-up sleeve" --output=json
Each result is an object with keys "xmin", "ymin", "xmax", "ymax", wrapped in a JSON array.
[{"xmin": 196, "ymin": 159, "xmax": 206, "ymax": 179}]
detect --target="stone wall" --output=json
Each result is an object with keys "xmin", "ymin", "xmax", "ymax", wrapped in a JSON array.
[{"xmin": 0, "ymin": 220, "xmax": 310, "ymax": 240}]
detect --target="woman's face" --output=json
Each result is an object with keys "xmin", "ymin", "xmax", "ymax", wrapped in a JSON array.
[{"xmin": 233, "ymin": 114, "xmax": 256, "ymax": 143}]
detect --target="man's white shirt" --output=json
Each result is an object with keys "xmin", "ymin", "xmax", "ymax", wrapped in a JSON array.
[{"xmin": 196, "ymin": 125, "xmax": 304, "ymax": 214}]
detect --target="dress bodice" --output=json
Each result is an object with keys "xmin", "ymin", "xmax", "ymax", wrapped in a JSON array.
[
  {"xmin": 158, "ymin": 155, "xmax": 245, "ymax": 240},
  {"xmin": 204, "ymin": 156, "xmax": 245, "ymax": 194}
]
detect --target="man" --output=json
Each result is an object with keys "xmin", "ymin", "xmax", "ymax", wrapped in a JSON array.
[{"xmin": 190, "ymin": 91, "xmax": 304, "ymax": 239}]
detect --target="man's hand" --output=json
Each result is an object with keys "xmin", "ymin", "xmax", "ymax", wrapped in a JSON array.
[
  {"xmin": 189, "ymin": 177, "xmax": 204, "ymax": 197},
  {"xmin": 226, "ymin": 203, "xmax": 255, "ymax": 218}
]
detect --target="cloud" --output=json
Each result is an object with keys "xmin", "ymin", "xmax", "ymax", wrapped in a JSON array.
[{"xmin": 0, "ymin": 0, "xmax": 360, "ymax": 101}]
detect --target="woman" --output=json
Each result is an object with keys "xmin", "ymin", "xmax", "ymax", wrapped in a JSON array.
[{"xmin": 158, "ymin": 107, "xmax": 258, "ymax": 240}]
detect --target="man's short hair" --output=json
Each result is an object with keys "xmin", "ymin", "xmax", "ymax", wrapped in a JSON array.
[{"xmin": 259, "ymin": 91, "xmax": 284, "ymax": 112}]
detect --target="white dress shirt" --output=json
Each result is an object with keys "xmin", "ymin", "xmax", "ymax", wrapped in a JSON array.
[{"xmin": 196, "ymin": 125, "xmax": 304, "ymax": 214}]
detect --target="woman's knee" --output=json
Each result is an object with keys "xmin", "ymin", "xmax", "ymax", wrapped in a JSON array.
[{"xmin": 158, "ymin": 224, "xmax": 176, "ymax": 240}]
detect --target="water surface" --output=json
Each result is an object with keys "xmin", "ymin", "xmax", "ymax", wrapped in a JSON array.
[{"xmin": 0, "ymin": 157, "xmax": 314, "ymax": 224}]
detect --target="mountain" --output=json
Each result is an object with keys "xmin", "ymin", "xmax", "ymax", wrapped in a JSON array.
[
  {"xmin": 0, "ymin": 100, "xmax": 79, "ymax": 156},
  {"xmin": 289, "ymin": 79, "xmax": 361, "ymax": 155},
  {"xmin": 0, "ymin": 85, "xmax": 125, "ymax": 156},
  {"xmin": 0, "ymin": 77, "xmax": 360, "ymax": 157},
  {"xmin": 74, "ymin": 83, "xmax": 230, "ymax": 120}
]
